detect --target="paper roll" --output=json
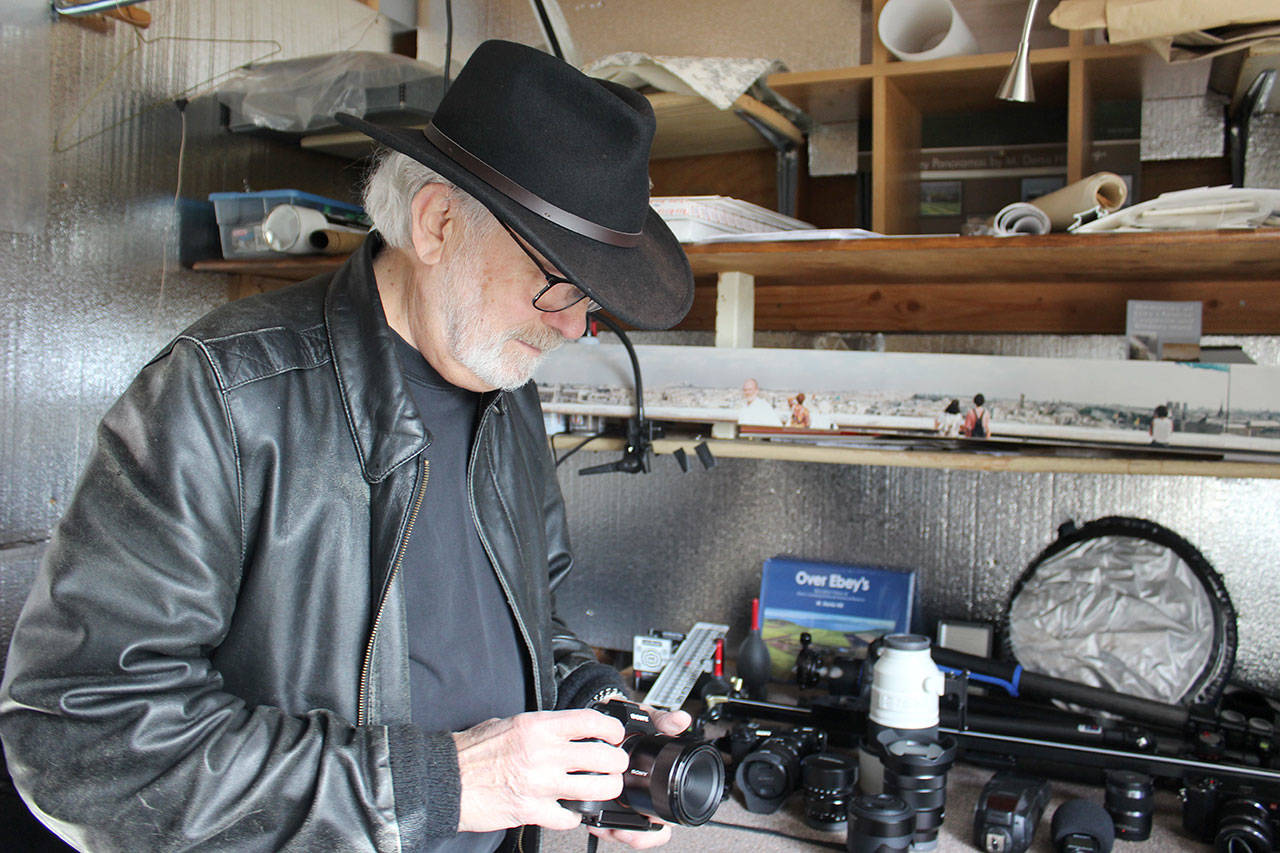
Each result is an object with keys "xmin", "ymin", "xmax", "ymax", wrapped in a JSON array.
[
  {"xmin": 877, "ymin": 0, "xmax": 978, "ymax": 61},
  {"xmin": 993, "ymin": 202, "xmax": 1051, "ymax": 236},
  {"xmin": 309, "ymin": 228, "xmax": 367, "ymax": 254},
  {"xmin": 1029, "ymin": 172, "xmax": 1129, "ymax": 231}
]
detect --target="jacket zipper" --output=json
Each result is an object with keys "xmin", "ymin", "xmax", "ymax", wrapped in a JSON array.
[
  {"xmin": 357, "ymin": 455, "xmax": 429, "ymax": 727},
  {"xmin": 468, "ymin": 396, "xmax": 544, "ymax": 711}
]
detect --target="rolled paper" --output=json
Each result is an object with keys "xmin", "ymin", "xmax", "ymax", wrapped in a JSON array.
[
  {"xmin": 1029, "ymin": 172, "xmax": 1129, "ymax": 231},
  {"xmin": 993, "ymin": 202, "xmax": 1051, "ymax": 236}
]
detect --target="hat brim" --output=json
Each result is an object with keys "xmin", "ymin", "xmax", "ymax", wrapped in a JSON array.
[{"xmin": 335, "ymin": 113, "xmax": 694, "ymax": 331}]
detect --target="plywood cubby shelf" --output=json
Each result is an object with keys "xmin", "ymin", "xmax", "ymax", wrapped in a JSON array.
[{"xmin": 767, "ymin": 2, "xmax": 1148, "ymax": 234}]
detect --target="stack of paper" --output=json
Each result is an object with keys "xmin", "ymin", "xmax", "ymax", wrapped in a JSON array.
[
  {"xmin": 1075, "ymin": 186, "xmax": 1280, "ymax": 232},
  {"xmin": 650, "ymin": 195, "xmax": 812, "ymax": 242}
]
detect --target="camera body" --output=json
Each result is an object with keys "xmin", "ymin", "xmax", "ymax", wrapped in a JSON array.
[
  {"xmin": 562, "ymin": 699, "xmax": 726, "ymax": 831},
  {"xmin": 735, "ymin": 725, "xmax": 828, "ymax": 813},
  {"xmin": 1181, "ymin": 776, "xmax": 1278, "ymax": 850}
]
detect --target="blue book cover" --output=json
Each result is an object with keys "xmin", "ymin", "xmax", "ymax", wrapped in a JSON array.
[{"xmin": 758, "ymin": 555, "xmax": 916, "ymax": 680}]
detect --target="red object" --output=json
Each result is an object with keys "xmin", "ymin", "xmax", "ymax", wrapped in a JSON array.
[
  {"xmin": 750, "ymin": 597, "xmax": 761, "ymax": 632},
  {"xmin": 713, "ymin": 638, "xmax": 724, "ymax": 677}
]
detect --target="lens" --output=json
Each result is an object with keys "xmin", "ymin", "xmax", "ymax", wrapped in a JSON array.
[
  {"xmin": 622, "ymin": 734, "xmax": 725, "ymax": 826},
  {"xmin": 1215, "ymin": 799, "xmax": 1274, "ymax": 853},
  {"xmin": 803, "ymin": 752, "xmax": 859, "ymax": 831},
  {"xmin": 881, "ymin": 735, "xmax": 957, "ymax": 850},
  {"xmin": 1105, "ymin": 770, "xmax": 1154, "ymax": 841},
  {"xmin": 848, "ymin": 793, "xmax": 914, "ymax": 853}
]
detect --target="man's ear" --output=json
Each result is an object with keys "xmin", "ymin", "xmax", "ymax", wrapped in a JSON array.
[{"xmin": 408, "ymin": 183, "xmax": 454, "ymax": 266}]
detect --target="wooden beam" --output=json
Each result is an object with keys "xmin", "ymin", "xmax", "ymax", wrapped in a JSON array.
[{"xmin": 679, "ymin": 279, "xmax": 1280, "ymax": 335}]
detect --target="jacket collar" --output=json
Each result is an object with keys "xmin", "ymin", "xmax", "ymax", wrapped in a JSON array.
[{"xmin": 325, "ymin": 233, "xmax": 431, "ymax": 483}]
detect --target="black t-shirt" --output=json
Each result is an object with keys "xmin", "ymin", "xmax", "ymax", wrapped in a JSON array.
[{"xmin": 392, "ymin": 334, "xmax": 530, "ymax": 853}]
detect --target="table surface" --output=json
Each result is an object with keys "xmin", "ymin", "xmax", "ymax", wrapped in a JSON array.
[{"xmin": 542, "ymin": 761, "xmax": 1198, "ymax": 853}]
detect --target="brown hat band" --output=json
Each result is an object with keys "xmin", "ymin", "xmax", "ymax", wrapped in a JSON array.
[{"xmin": 422, "ymin": 123, "xmax": 643, "ymax": 248}]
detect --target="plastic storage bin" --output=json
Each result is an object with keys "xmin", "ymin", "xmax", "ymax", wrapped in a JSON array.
[{"xmin": 209, "ymin": 190, "xmax": 367, "ymax": 259}]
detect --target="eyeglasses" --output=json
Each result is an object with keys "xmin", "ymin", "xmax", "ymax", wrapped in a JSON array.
[{"xmin": 500, "ymin": 221, "xmax": 602, "ymax": 314}]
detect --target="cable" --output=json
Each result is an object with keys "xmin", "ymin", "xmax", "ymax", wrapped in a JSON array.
[
  {"xmin": 442, "ymin": 0, "xmax": 453, "ymax": 91},
  {"xmin": 156, "ymin": 97, "xmax": 188, "ymax": 315},
  {"xmin": 707, "ymin": 819, "xmax": 846, "ymax": 851},
  {"xmin": 556, "ymin": 433, "xmax": 603, "ymax": 468}
]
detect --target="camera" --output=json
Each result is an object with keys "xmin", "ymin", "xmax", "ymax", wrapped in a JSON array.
[
  {"xmin": 561, "ymin": 699, "xmax": 726, "ymax": 831},
  {"xmin": 735, "ymin": 725, "xmax": 828, "ymax": 813},
  {"xmin": 1181, "ymin": 776, "xmax": 1278, "ymax": 852}
]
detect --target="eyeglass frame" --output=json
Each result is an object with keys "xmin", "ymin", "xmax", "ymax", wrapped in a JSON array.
[{"xmin": 499, "ymin": 221, "xmax": 602, "ymax": 314}]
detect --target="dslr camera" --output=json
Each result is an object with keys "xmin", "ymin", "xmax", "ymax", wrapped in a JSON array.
[
  {"xmin": 1181, "ymin": 776, "xmax": 1277, "ymax": 852},
  {"xmin": 562, "ymin": 699, "xmax": 726, "ymax": 831}
]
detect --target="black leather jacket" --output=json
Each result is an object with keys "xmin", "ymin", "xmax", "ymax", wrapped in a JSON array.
[{"xmin": 0, "ymin": 236, "xmax": 616, "ymax": 851}]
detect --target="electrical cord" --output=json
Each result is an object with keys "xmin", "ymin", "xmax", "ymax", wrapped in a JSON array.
[
  {"xmin": 555, "ymin": 432, "xmax": 604, "ymax": 468},
  {"xmin": 707, "ymin": 819, "xmax": 846, "ymax": 851},
  {"xmin": 442, "ymin": 0, "xmax": 453, "ymax": 90}
]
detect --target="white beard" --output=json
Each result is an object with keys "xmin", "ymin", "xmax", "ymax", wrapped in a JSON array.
[{"xmin": 438, "ymin": 255, "xmax": 567, "ymax": 391}]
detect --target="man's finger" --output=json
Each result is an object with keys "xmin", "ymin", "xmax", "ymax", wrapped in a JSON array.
[{"xmin": 563, "ymin": 740, "xmax": 630, "ymax": 775}]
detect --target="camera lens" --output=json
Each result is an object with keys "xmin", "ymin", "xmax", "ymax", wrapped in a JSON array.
[
  {"xmin": 735, "ymin": 728, "xmax": 824, "ymax": 814},
  {"xmin": 1105, "ymin": 770, "xmax": 1153, "ymax": 841},
  {"xmin": 622, "ymin": 734, "xmax": 725, "ymax": 826},
  {"xmin": 1215, "ymin": 798, "xmax": 1274, "ymax": 853},
  {"xmin": 881, "ymin": 734, "xmax": 957, "ymax": 851},
  {"xmin": 803, "ymin": 752, "xmax": 859, "ymax": 831},
  {"xmin": 848, "ymin": 793, "xmax": 914, "ymax": 853}
]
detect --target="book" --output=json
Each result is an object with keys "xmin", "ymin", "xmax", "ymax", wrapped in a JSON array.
[{"xmin": 757, "ymin": 555, "xmax": 916, "ymax": 680}]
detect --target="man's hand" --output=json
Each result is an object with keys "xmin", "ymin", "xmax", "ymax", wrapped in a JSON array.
[
  {"xmin": 585, "ymin": 706, "xmax": 693, "ymax": 850},
  {"xmin": 454, "ymin": 709, "xmax": 628, "ymax": 833}
]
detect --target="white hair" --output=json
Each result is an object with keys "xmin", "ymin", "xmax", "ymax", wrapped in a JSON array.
[{"xmin": 360, "ymin": 149, "xmax": 493, "ymax": 250}]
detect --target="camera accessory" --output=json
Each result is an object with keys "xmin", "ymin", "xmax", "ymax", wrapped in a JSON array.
[
  {"xmin": 860, "ymin": 634, "xmax": 946, "ymax": 795},
  {"xmin": 1215, "ymin": 798, "xmax": 1275, "ymax": 852},
  {"xmin": 642, "ymin": 622, "xmax": 728, "ymax": 711},
  {"xmin": 973, "ymin": 771, "xmax": 1050, "ymax": 853},
  {"xmin": 1182, "ymin": 776, "xmax": 1277, "ymax": 852},
  {"xmin": 735, "ymin": 725, "xmax": 827, "ymax": 813},
  {"xmin": 1050, "ymin": 798, "xmax": 1114, "ymax": 853},
  {"xmin": 562, "ymin": 699, "xmax": 726, "ymax": 831},
  {"xmin": 796, "ymin": 632, "xmax": 823, "ymax": 689},
  {"xmin": 1103, "ymin": 769, "xmax": 1153, "ymax": 841},
  {"xmin": 879, "ymin": 733, "xmax": 957, "ymax": 850},
  {"xmin": 847, "ymin": 793, "xmax": 914, "ymax": 853},
  {"xmin": 1004, "ymin": 516, "xmax": 1236, "ymax": 707},
  {"xmin": 801, "ymin": 752, "xmax": 859, "ymax": 831},
  {"xmin": 633, "ymin": 635, "xmax": 675, "ymax": 678}
]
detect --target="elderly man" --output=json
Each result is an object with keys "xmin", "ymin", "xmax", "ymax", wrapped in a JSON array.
[{"xmin": 0, "ymin": 41, "xmax": 693, "ymax": 852}]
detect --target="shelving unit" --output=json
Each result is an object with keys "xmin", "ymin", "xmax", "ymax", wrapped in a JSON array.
[
  {"xmin": 197, "ymin": 230, "xmax": 1280, "ymax": 334},
  {"xmin": 767, "ymin": 0, "xmax": 1148, "ymax": 234},
  {"xmin": 550, "ymin": 435, "xmax": 1280, "ymax": 480},
  {"xmin": 190, "ymin": 15, "xmax": 1280, "ymax": 478}
]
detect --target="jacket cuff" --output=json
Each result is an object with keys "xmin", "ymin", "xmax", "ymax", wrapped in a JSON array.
[
  {"xmin": 554, "ymin": 661, "xmax": 627, "ymax": 710},
  {"xmin": 387, "ymin": 723, "xmax": 460, "ymax": 848}
]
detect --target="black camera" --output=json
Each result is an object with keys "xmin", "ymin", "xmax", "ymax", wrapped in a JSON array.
[
  {"xmin": 735, "ymin": 725, "xmax": 828, "ymax": 813},
  {"xmin": 1181, "ymin": 776, "xmax": 1278, "ymax": 852},
  {"xmin": 562, "ymin": 699, "xmax": 726, "ymax": 831}
]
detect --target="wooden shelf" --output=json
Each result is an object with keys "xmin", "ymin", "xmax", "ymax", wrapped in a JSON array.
[
  {"xmin": 551, "ymin": 435, "xmax": 1280, "ymax": 480},
  {"xmin": 195, "ymin": 229, "xmax": 1280, "ymax": 333},
  {"xmin": 681, "ymin": 230, "xmax": 1280, "ymax": 334},
  {"xmin": 300, "ymin": 92, "xmax": 801, "ymax": 161}
]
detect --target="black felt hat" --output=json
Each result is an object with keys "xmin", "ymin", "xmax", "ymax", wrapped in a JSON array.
[{"xmin": 336, "ymin": 40, "xmax": 693, "ymax": 330}]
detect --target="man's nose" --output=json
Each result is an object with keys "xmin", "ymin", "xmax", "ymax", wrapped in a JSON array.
[{"xmin": 540, "ymin": 304, "xmax": 588, "ymax": 340}]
